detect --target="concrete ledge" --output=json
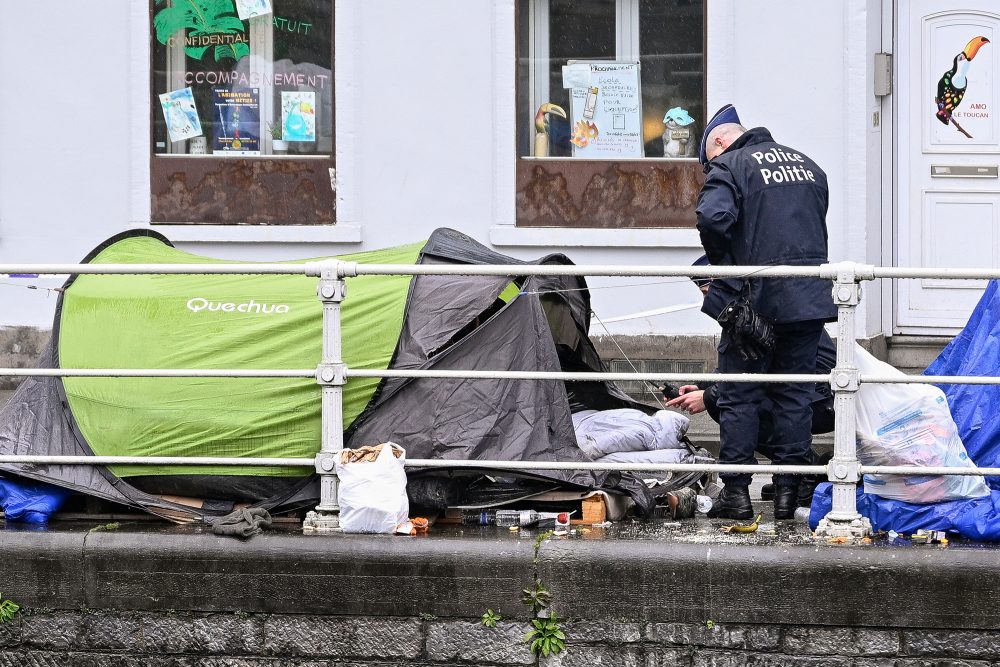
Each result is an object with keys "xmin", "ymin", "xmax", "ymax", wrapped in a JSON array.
[
  {"xmin": 1, "ymin": 528, "xmax": 536, "ymax": 619},
  {"xmin": 0, "ymin": 530, "xmax": 85, "ymax": 609},
  {"xmin": 3, "ymin": 525, "xmax": 999, "ymax": 631},
  {"xmin": 539, "ymin": 538, "xmax": 1000, "ymax": 630}
]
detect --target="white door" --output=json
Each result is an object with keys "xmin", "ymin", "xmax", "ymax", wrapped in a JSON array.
[{"xmin": 897, "ymin": 1, "xmax": 1000, "ymax": 333}]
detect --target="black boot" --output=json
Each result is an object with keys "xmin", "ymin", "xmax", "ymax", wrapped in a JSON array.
[
  {"xmin": 707, "ymin": 485, "xmax": 753, "ymax": 520},
  {"xmin": 764, "ymin": 480, "xmax": 818, "ymax": 506},
  {"xmin": 774, "ymin": 485, "xmax": 799, "ymax": 520},
  {"xmin": 797, "ymin": 476, "xmax": 820, "ymax": 508}
]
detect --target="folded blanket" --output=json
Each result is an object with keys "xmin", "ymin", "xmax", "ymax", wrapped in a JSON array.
[
  {"xmin": 572, "ymin": 408, "xmax": 689, "ymax": 459},
  {"xmin": 597, "ymin": 448, "xmax": 691, "ymax": 465}
]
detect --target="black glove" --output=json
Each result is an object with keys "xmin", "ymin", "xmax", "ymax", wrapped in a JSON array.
[{"xmin": 717, "ymin": 296, "xmax": 775, "ymax": 362}]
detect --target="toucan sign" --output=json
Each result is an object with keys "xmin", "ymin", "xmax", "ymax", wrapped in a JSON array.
[
  {"xmin": 933, "ymin": 34, "xmax": 992, "ymax": 141},
  {"xmin": 186, "ymin": 297, "xmax": 290, "ymax": 314}
]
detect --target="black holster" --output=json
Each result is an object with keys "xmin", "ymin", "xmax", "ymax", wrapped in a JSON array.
[{"xmin": 716, "ymin": 288, "xmax": 775, "ymax": 361}]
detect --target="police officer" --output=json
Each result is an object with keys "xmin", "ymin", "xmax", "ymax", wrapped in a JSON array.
[
  {"xmin": 695, "ymin": 105, "xmax": 836, "ymax": 520},
  {"xmin": 665, "ymin": 257, "xmax": 836, "ymax": 508}
]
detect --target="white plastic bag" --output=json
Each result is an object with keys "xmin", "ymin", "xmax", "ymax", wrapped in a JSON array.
[
  {"xmin": 335, "ymin": 442, "xmax": 410, "ymax": 534},
  {"xmin": 854, "ymin": 345, "xmax": 989, "ymax": 503}
]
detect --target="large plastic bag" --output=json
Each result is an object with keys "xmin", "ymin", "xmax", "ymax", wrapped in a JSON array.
[
  {"xmin": 335, "ymin": 443, "xmax": 410, "ymax": 534},
  {"xmin": 855, "ymin": 345, "xmax": 989, "ymax": 503}
]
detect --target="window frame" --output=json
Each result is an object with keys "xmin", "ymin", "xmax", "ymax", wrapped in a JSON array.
[
  {"xmin": 148, "ymin": 1, "xmax": 336, "ymax": 227},
  {"xmin": 515, "ymin": 0, "xmax": 707, "ymax": 229}
]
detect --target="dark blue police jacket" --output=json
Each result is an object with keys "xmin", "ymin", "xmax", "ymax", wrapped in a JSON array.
[{"xmin": 697, "ymin": 127, "xmax": 837, "ymax": 324}]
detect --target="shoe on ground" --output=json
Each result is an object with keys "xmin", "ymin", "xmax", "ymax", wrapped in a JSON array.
[
  {"xmin": 760, "ymin": 482, "xmax": 775, "ymax": 501},
  {"xmin": 707, "ymin": 485, "xmax": 753, "ymax": 520},
  {"xmin": 664, "ymin": 487, "xmax": 697, "ymax": 519},
  {"xmin": 774, "ymin": 485, "xmax": 799, "ymax": 520}
]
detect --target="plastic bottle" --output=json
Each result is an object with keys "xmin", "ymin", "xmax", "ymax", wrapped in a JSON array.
[
  {"xmin": 462, "ymin": 510, "xmax": 497, "ymax": 526},
  {"xmin": 495, "ymin": 509, "xmax": 541, "ymax": 527},
  {"xmin": 695, "ymin": 495, "xmax": 713, "ymax": 514}
]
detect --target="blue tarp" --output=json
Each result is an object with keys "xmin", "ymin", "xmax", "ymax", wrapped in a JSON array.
[
  {"xmin": 810, "ymin": 280, "xmax": 1000, "ymax": 539},
  {"xmin": 924, "ymin": 279, "xmax": 1000, "ymax": 486},
  {"xmin": 0, "ymin": 476, "xmax": 71, "ymax": 524},
  {"xmin": 810, "ymin": 483, "xmax": 1000, "ymax": 541}
]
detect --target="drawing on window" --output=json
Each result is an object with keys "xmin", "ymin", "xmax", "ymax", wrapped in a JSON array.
[{"xmin": 153, "ymin": 0, "xmax": 249, "ymax": 63}]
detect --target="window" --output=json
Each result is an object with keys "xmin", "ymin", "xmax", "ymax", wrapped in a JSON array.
[
  {"xmin": 516, "ymin": 0, "xmax": 706, "ymax": 228},
  {"xmin": 150, "ymin": 0, "xmax": 334, "ymax": 225}
]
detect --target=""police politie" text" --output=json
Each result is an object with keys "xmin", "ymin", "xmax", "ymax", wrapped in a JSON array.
[{"xmin": 751, "ymin": 147, "xmax": 816, "ymax": 185}]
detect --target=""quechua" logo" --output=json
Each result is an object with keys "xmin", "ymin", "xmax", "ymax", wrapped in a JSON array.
[{"xmin": 186, "ymin": 297, "xmax": 290, "ymax": 314}]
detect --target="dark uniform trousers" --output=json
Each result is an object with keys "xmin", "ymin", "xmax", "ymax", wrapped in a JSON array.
[{"xmin": 715, "ymin": 318, "xmax": 826, "ymax": 489}]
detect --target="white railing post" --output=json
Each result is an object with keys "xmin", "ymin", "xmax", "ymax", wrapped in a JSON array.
[
  {"xmin": 815, "ymin": 262, "xmax": 873, "ymax": 539},
  {"xmin": 303, "ymin": 260, "xmax": 348, "ymax": 535}
]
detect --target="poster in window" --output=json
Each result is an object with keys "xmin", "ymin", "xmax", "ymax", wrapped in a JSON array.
[
  {"xmin": 235, "ymin": 0, "xmax": 272, "ymax": 20},
  {"xmin": 281, "ymin": 91, "xmax": 316, "ymax": 142},
  {"xmin": 566, "ymin": 62, "xmax": 643, "ymax": 158},
  {"xmin": 159, "ymin": 87, "xmax": 203, "ymax": 143},
  {"xmin": 212, "ymin": 88, "xmax": 261, "ymax": 155}
]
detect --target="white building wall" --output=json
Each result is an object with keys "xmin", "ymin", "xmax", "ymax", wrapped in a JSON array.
[
  {"xmin": 707, "ymin": 0, "xmax": 883, "ymax": 338},
  {"xmin": 0, "ymin": 2, "xmax": 137, "ymax": 327},
  {"xmin": 0, "ymin": 0, "xmax": 883, "ymax": 340}
]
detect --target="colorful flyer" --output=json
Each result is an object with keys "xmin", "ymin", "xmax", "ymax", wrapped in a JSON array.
[
  {"xmin": 280, "ymin": 91, "xmax": 316, "ymax": 142},
  {"xmin": 212, "ymin": 88, "xmax": 261, "ymax": 155},
  {"xmin": 159, "ymin": 87, "xmax": 203, "ymax": 143},
  {"xmin": 235, "ymin": 0, "xmax": 272, "ymax": 20}
]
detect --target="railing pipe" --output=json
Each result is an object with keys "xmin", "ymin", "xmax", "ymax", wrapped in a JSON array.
[
  {"xmin": 816, "ymin": 263, "xmax": 872, "ymax": 538},
  {"xmin": 0, "ymin": 369, "xmax": 314, "ymax": 378},
  {"xmin": 1, "ymin": 454, "xmax": 998, "ymax": 477},
  {"xmin": 8, "ymin": 367, "xmax": 1000, "ymax": 387},
  {"xmin": 0, "ymin": 264, "xmax": 308, "ymax": 275},
  {"xmin": 303, "ymin": 260, "xmax": 348, "ymax": 534},
  {"xmin": 7, "ymin": 261, "xmax": 1000, "ymax": 280},
  {"xmin": 873, "ymin": 266, "xmax": 1000, "ymax": 279}
]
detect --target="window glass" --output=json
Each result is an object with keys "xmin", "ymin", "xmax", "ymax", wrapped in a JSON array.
[
  {"xmin": 544, "ymin": 0, "xmax": 616, "ymax": 158},
  {"xmin": 518, "ymin": 0, "xmax": 705, "ymax": 159},
  {"xmin": 151, "ymin": 0, "xmax": 332, "ymax": 157},
  {"xmin": 639, "ymin": 0, "xmax": 704, "ymax": 158}
]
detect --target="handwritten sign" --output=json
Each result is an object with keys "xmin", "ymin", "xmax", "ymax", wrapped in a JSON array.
[{"xmin": 567, "ymin": 61, "xmax": 643, "ymax": 158}]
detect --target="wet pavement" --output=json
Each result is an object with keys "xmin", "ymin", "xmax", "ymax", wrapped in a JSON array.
[{"xmin": 5, "ymin": 488, "xmax": 995, "ymax": 552}]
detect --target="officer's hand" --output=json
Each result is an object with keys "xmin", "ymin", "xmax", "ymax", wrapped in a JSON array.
[
  {"xmin": 662, "ymin": 385, "xmax": 698, "ymax": 408},
  {"xmin": 665, "ymin": 389, "xmax": 706, "ymax": 414}
]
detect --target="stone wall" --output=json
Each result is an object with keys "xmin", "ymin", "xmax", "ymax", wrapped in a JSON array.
[
  {"xmin": 0, "ymin": 326, "xmax": 48, "ymax": 391},
  {"xmin": 1, "ymin": 612, "xmax": 997, "ymax": 666}
]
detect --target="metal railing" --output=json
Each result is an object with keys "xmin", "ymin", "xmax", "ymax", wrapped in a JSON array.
[{"xmin": 3, "ymin": 260, "xmax": 999, "ymax": 538}]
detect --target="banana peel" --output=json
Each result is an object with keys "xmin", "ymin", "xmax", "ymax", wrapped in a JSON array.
[{"xmin": 720, "ymin": 513, "xmax": 763, "ymax": 534}]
